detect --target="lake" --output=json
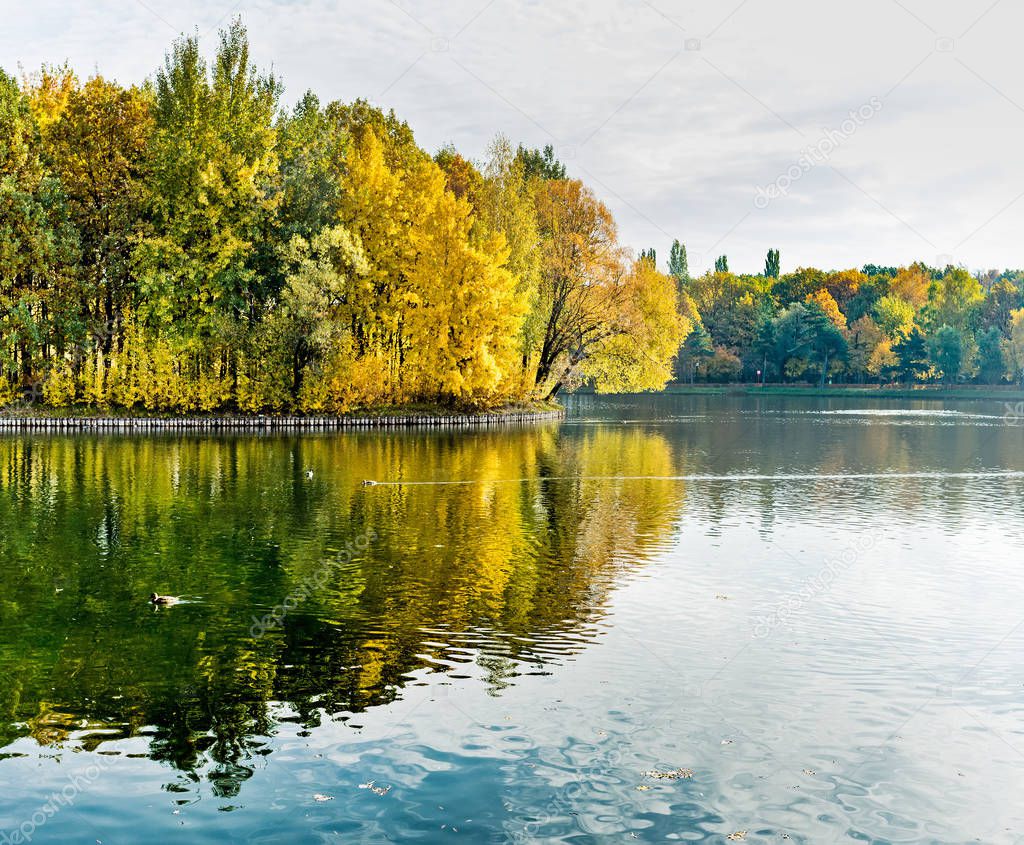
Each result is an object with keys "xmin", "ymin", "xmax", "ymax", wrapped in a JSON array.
[{"xmin": 1, "ymin": 394, "xmax": 1023, "ymax": 844}]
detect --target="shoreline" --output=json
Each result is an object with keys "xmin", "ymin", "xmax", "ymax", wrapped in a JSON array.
[
  {"xmin": 0, "ymin": 406, "xmax": 564, "ymax": 432},
  {"xmin": 657, "ymin": 385, "xmax": 1024, "ymax": 402}
]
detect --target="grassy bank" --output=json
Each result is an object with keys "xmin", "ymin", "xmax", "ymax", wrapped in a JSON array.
[{"xmin": 0, "ymin": 399, "xmax": 564, "ymax": 421}]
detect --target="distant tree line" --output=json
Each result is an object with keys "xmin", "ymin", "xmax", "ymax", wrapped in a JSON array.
[{"xmin": 656, "ymin": 242, "xmax": 1024, "ymax": 387}]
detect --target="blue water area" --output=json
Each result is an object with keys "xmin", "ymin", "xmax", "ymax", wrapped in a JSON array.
[{"xmin": 1, "ymin": 393, "xmax": 1023, "ymax": 843}]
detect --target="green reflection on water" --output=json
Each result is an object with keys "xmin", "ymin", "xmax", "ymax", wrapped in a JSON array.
[{"xmin": 0, "ymin": 422, "xmax": 683, "ymax": 787}]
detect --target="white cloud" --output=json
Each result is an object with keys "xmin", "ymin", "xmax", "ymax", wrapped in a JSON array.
[{"xmin": 3, "ymin": 0, "xmax": 1023, "ymax": 274}]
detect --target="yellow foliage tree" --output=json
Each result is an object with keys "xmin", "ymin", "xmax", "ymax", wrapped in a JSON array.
[
  {"xmin": 867, "ymin": 338, "xmax": 897, "ymax": 379},
  {"xmin": 404, "ymin": 163, "xmax": 525, "ymax": 405},
  {"xmin": 890, "ymin": 264, "xmax": 931, "ymax": 308},
  {"xmin": 582, "ymin": 258, "xmax": 688, "ymax": 393},
  {"xmin": 805, "ymin": 288, "xmax": 847, "ymax": 329},
  {"xmin": 1007, "ymin": 308, "xmax": 1024, "ymax": 385}
]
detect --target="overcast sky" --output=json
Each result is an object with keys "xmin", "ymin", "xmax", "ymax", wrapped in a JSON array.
[{"xmin": 4, "ymin": 0, "xmax": 1023, "ymax": 276}]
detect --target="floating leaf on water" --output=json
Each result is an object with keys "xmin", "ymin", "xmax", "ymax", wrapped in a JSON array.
[
  {"xmin": 642, "ymin": 767, "xmax": 694, "ymax": 780},
  {"xmin": 727, "ymin": 832, "xmax": 747, "ymax": 841},
  {"xmin": 313, "ymin": 794, "xmax": 333, "ymax": 802},
  {"xmin": 802, "ymin": 769, "xmax": 816, "ymax": 775},
  {"xmin": 715, "ymin": 594, "xmax": 731, "ymax": 600},
  {"xmin": 635, "ymin": 784, "xmax": 652, "ymax": 791},
  {"xmin": 721, "ymin": 739, "xmax": 734, "ymax": 745}
]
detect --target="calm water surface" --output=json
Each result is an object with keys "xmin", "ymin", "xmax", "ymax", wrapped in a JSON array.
[{"xmin": 1, "ymin": 394, "xmax": 1023, "ymax": 844}]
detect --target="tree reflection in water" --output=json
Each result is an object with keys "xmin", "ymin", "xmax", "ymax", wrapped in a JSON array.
[{"xmin": 0, "ymin": 423, "xmax": 683, "ymax": 797}]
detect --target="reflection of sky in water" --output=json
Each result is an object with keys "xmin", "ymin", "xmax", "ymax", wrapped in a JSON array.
[{"xmin": 1, "ymin": 393, "xmax": 1023, "ymax": 843}]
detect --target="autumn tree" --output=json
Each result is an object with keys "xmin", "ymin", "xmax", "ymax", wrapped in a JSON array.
[
  {"xmin": 403, "ymin": 162, "xmax": 525, "ymax": 404},
  {"xmin": 474, "ymin": 136, "xmax": 541, "ymax": 377},
  {"xmin": 0, "ymin": 69, "xmax": 76, "ymax": 395},
  {"xmin": 846, "ymin": 315, "xmax": 884, "ymax": 382},
  {"xmin": 805, "ymin": 288, "xmax": 846, "ymax": 329},
  {"xmin": 924, "ymin": 267, "xmax": 984, "ymax": 332},
  {"xmin": 531, "ymin": 179, "xmax": 682, "ymax": 397},
  {"xmin": 874, "ymin": 294, "xmax": 915, "ymax": 340},
  {"xmin": 434, "ymin": 144, "xmax": 482, "ymax": 201},
  {"xmin": 581, "ymin": 257, "xmax": 687, "ymax": 393},
  {"xmin": 824, "ymin": 269, "xmax": 865, "ymax": 311},
  {"xmin": 980, "ymin": 280, "xmax": 1022, "ymax": 334},
  {"xmin": 889, "ymin": 264, "xmax": 931, "ymax": 308},
  {"xmin": 35, "ymin": 76, "xmax": 153, "ymax": 363},
  {"xmin": 1006, "ymin": 309, "xmax": 1024, "ymax": 385},
  {"xmin": 774, "ymin": 267, "xmax": 827, "ymax": 304}
]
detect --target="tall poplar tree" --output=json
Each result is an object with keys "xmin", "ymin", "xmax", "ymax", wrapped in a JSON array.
[{"xmin": 668, "ymin": 239, "xmax": 689, "ymax": 286}]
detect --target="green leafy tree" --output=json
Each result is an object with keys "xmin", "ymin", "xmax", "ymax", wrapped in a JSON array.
[
  {"xmin": 515, "ymin": 144, "xmax": 566, "ymax": 181},
  {"xmin": 137, "ymin": 20, "xmax": 282, "ymax": 334},
  {"xmin": 926, "ymin": 325, "xmax": 963, "ymax": 384},
  {"xmin": 980, "ymin": 280, "xmax": 1022, "ymax": 335},
  {"xmin": 752, "ymin": 313, "xmax": 776, "ymax": 383},
  {"xmin": 274, "ymin": 92, "xmax": 349, "ymax": 247},
  {"xmin": 873, "ymin": 294, "xmax": 915, "ymax": 340},
  {"xmin": 677, "ymin": 324, "xmax": 713, "ymax": 383},
  {"xmin": 668, "ymin": 239, "xmax": 689, "ymax": 286},
  {"xmin": 767, "ymin": 303, "xmax": 815, "ymax": 380},
  {"xmin": 714, "ymin": 255, "xmax": 729, "ymax": 273},
  {"xmin": 893, "ymin": 327, "xmax": 930, "ymax": 384},
  {"xmin": 764, "ymin": 248, "xmax": 780, "ymax": 279},
  {"xmin": 976, "ymin": 327, "xmax": 1005, "ymax": 384},
  {"xmin": 806, "ymin": 302, "xmax": 848, "ymax": 386},
  {"xmin": 924, "ymin": 267, "xmax": 983, "ymax": 332}
]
